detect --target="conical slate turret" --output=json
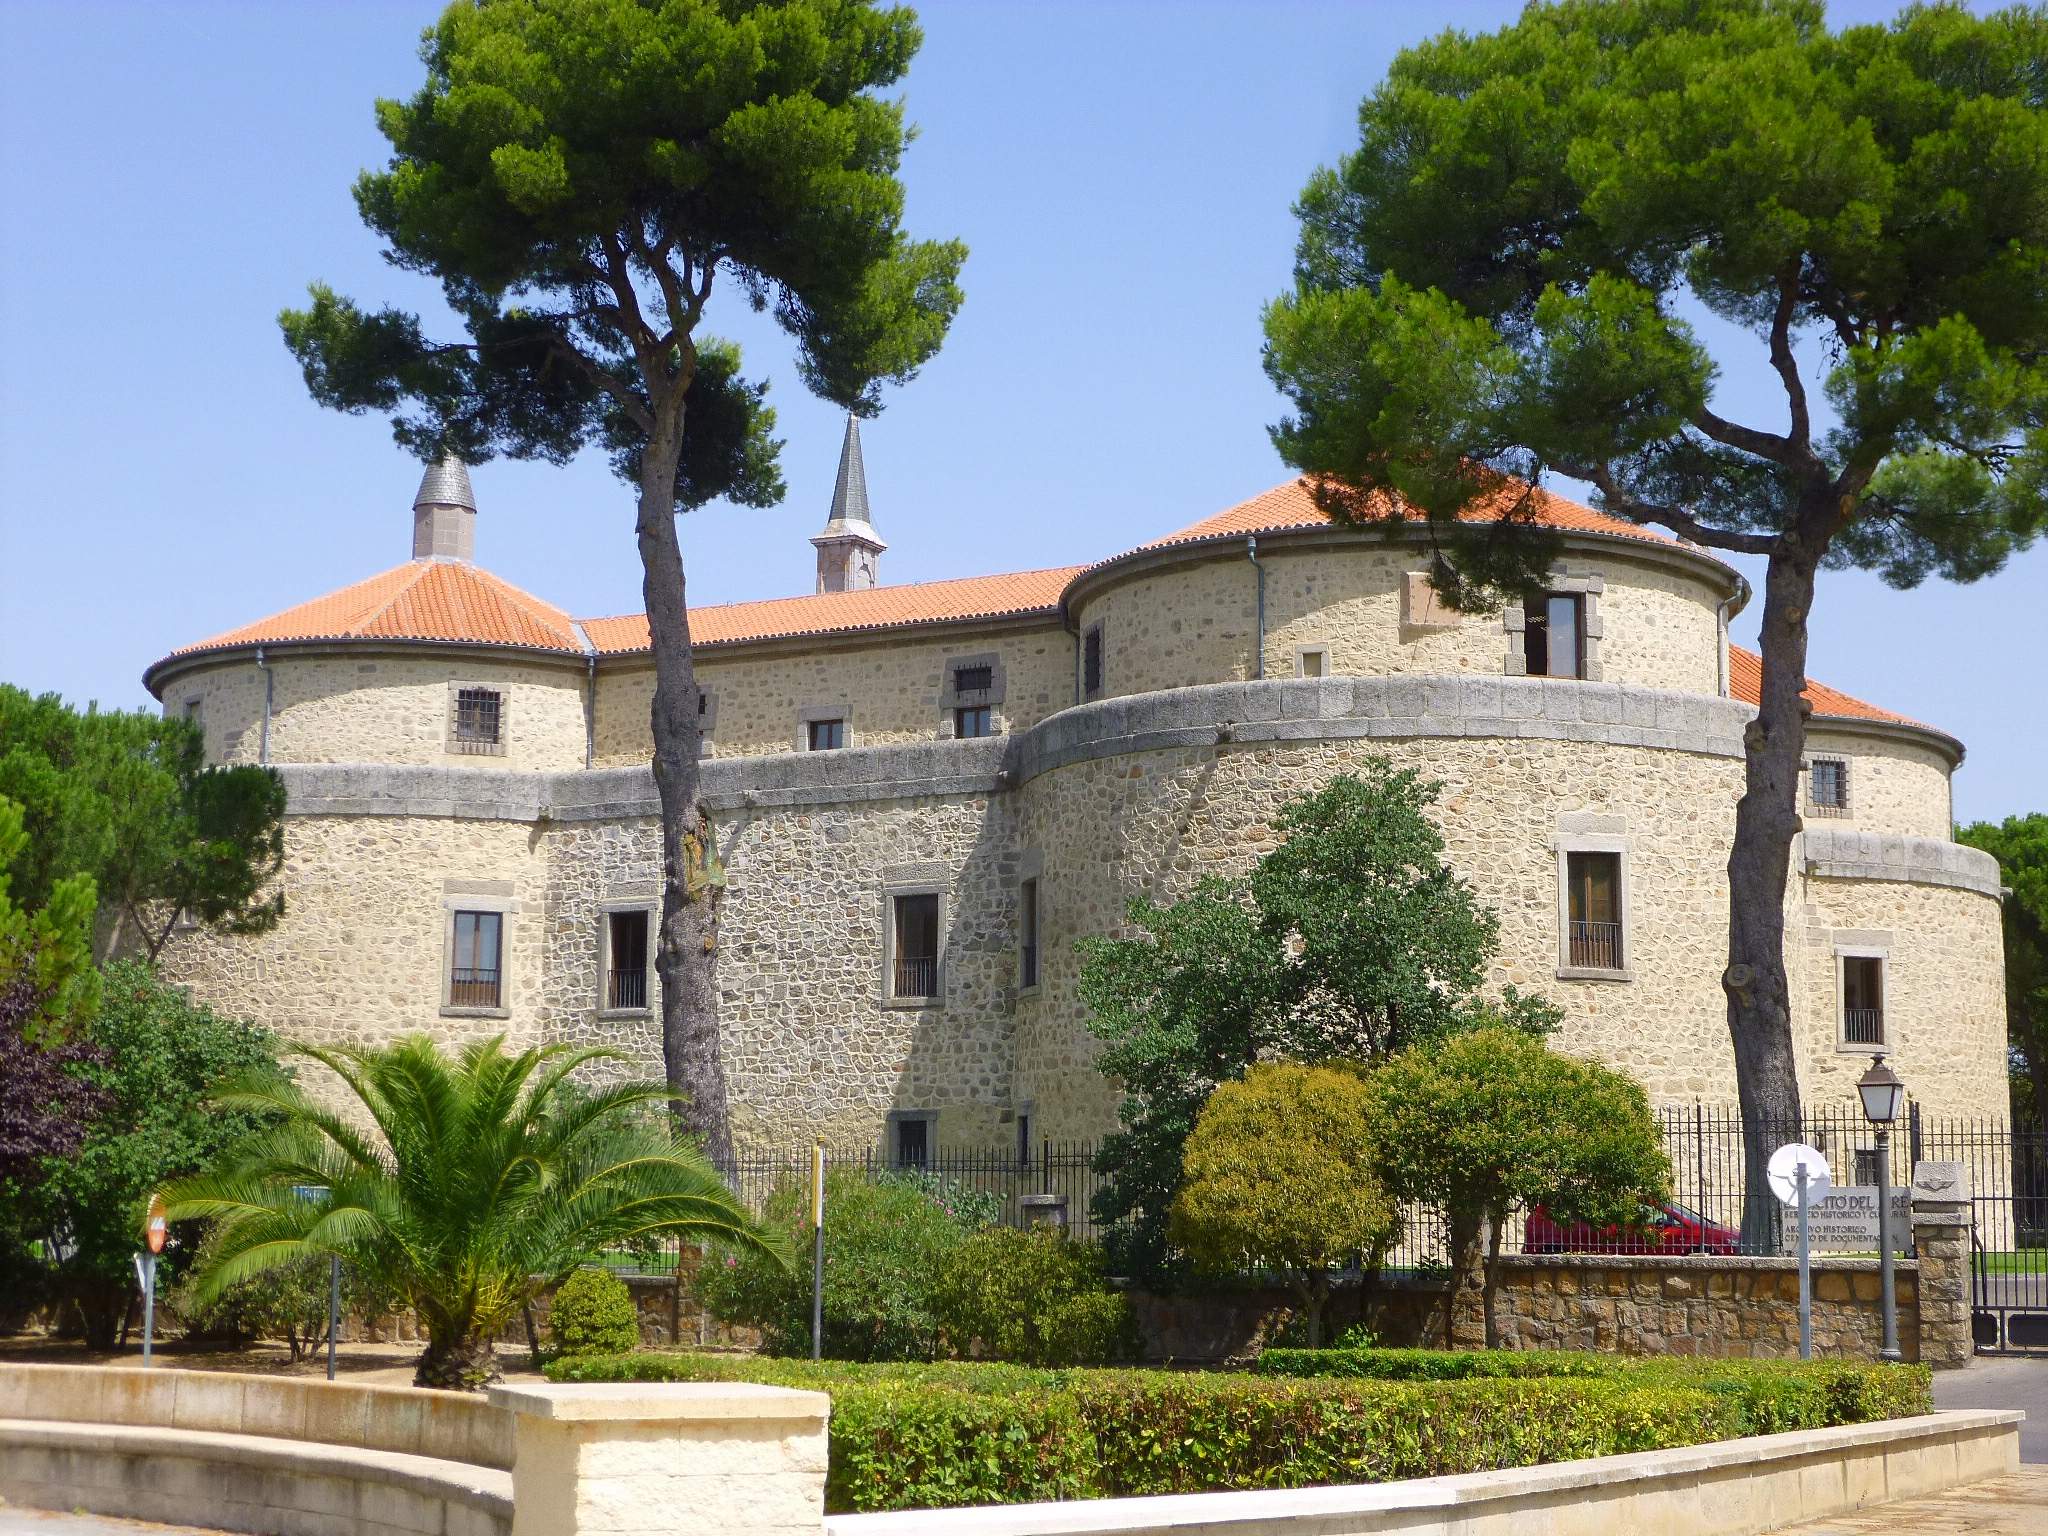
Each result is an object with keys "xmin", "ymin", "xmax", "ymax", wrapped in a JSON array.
[
  {"xmin": 412, "ymin": 453, "xmax": 478, "ymax": 562},
  {"xmin": 812, "ymin": 414, "xmax": 886, "ymax": 593}
]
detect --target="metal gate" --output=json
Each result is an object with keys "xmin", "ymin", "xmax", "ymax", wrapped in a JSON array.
[{"xmin": 1922, "ymin": 1119, "xmax": 2048, "ymax": 1353}]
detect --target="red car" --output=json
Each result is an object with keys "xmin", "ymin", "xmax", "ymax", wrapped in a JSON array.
[{"xmin": 1525, "ymin": 1200, "xmax": 1740, "ymax": 1256}]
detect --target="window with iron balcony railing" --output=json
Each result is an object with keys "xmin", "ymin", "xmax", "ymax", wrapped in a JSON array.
[{"xmin": 1569, "ymin": 920, "xmax": 1624, "ymax": 971}]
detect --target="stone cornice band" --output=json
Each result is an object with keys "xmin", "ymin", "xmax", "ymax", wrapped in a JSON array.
[{"xmin": 265, "ymin": 676, "xmax": 1996, "ymax": 899}]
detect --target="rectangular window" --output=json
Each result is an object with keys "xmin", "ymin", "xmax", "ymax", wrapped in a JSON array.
[
  {"xmin": 1082, "ymin": 624, "xmax": 1104, "ymax": 698},
  {"xmin": 606, "ymin": 909, "xmax": 649, "ymax": 1011},
  {"xmin": 952, "ymin": 663, "xmax": 995, "ymax": 698},
  {"xmin": 891, "ymin": 892, "xmax": 940, "ymax": 1001},
  {"xmin": 1843, "ymin": 954, "xmax": 1885, "ymax": 1046},
  {"xmin": 1524, "ymin": 594, "xmax": 1584, "ymax": 679},
  {"xmin": 1811, "ymin": 758, "xmax": 1849, "ymax": 815},
  {"xmin": 1566, "ymin": 851, "xmax": 1623, "ymax": 970},
  {"xmin": 1016, "ymin": 1112, "xmax": 1033, "ymax": 1168},
  {"xmin": 955, "ymin": 705, "xmax": 994, "ymax": 739},
  {"xmin": 455, "ymin": 687, "xmax": 503, "ymax": 745},
  {"xmin": 1020, "ymin": 876, "xmax": 1040, "ymax": 989},
  {"xmin": 1297, "ymin": 648, "xmax": 1328, "ymax": 679},
  {"xmin": 183, "ymin": 697, "xmax": 203, "ymax": 723},
  {"xmin": 894, "ymin": 1114, "xmax": 931, "ymax": 1169},
  {"xmin": 1854, "ymin": 1148, "xmax": 1882, "ymax": 1187},
  {"xmin": 450, "ymin": 910, "xmax": 503, "ymax": 1008},
  {"xmin": 807, "ymin": 717, "xmax": 846, "ymax": 751}
]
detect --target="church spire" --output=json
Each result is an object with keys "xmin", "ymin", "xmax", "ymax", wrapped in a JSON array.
[
  {"xmin": 811, "ymin": 413, "xmax": 887, "ymax": 593},
  {"xmin": 411, "ymin": 452, "xmax": 478, "ymax": 562}
]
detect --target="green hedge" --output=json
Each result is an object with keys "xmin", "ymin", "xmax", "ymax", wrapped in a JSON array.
[
  {"xmin": 545, "ymin": 1350, "xmax": 1930, "ymax": 1513},
  {"xmin": 1257, "ymin": 1346, "xmax": 1615, "ymax": 1380}
]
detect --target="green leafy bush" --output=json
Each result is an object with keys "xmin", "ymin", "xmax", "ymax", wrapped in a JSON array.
[
  {"xmin": 695, "ymin": 1169, "xmax": 986, "ymax": 1361},
  {"xmin": 173, "ymin": 1236, "xmax": 400, "ymax": 1360},
  {"xmin": 933, "ymin": 1228, "xmax": 1138, "ymax": 1366},
  {"xmin": 544, "ymin": 1351, "xmax": 1929, "ymax": 1512},
  {"xmin": 548, "ymin": 1267, "xmax": 640, "ymax": 1358},
  {"xmin": 1257, "ymin": 1346, "xmax": 1614, "ymax": 1381}
]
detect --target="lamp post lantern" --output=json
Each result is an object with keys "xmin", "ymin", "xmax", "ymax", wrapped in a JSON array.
[{"xmin": 1856, "ymin": 1055, "xmax": 1906, "ymax": 1363}]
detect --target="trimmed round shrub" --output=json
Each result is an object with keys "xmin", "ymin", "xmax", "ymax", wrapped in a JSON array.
[
  {"xmin": 934, "ymin": 1227, "xmax": 1139, "ymax": 1366},
  {"xmin": 549, "ymin": 1267, "xmax": 640, "ymax": 1358}
]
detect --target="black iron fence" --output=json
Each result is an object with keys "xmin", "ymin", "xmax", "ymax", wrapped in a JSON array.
[{"xmin": 601, "ymin": 1107, "xmax": 2048, "ymax": 1355}]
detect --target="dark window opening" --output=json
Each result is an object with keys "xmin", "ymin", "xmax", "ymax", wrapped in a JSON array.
[
  {"xmin": 1844, "ymin": 955, "xmax": 1885, "ymax": 1045},
  {"xmin": 894, "ymin": 1115, "xmax": 931, "ymax": 1169},
  {"xmin": 1020, "ymin": 877, "xmax": 1040, "ymax": 989},
  {"xmin": 807, "ymin": 717, "xmax": 846, "ymax": 751},
  {"xmin": 451, "ymin": 910, "xmax": 503, "ymax": 1008},
  {"xmin": 955, "ymin": 705, "xmax": 993, "ymax": 739},
  {"xmin": 953, "ymin": 663, "xmax": 994, "ymax": 697},
  {"xmin": 1524, "ymin": 594, "xmax": 1585, "ymax": 680},
  {"xmin": 1811, "ymin": 759, "xmax": 1849, "ymax": 814},
  {"xmin": 607, "ymin": 909, "xmax": 649, "ymax": 1011},
  {"xmin": 892, "ymin": 892, "xmax": 940, "ymax": 1000},
  {"xmin": 1566, "ymin": 851, "xmax": 1623, "ymax": 970},
  {"xmin": 455, "ymin": 687, "xmax": 503, "ymax": 746},
  {"xmin": 1854, "ymin": 1148, "xmax": 1882, "ymax": 1186},
  {"xmin": 1016, "ymin": 1113, "xmax": 1032, "ymax": 1168},
  {"xmin": 1083, "ymin": 625, "xmax": 1104, "ymax": 697}
]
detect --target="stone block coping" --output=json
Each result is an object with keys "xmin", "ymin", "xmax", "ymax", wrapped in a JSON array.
[
  {"xmin": 0, "ymin": 1416, "xmax": 512, "ymax": 1536},
  {"xmin": 488, "ymin": 1379, "xmax": 831, "ymax": 1422},
  {"xmin": 825, "ymin": 1410, "xmax": 2020, "ymax": 1536}
]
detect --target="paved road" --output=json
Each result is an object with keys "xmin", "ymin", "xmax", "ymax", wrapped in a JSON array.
[
  {"xmin": 0, "ymin": 1514, "xmax": 222, "ymax": 1536},
  {"xmin": 1765, "ymin": 1467, "xmax": 2048, "ymax": 1534},
  {"xmin": 1935, "ymin": 1355, "xmax": 2048, "ymax": 1464}
]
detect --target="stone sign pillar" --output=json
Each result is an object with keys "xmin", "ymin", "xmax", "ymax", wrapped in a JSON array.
[
  {"xmin": 490, "ymin": 1380, "xmax": 829, "ymax": 1536},
  {"xmin": 1910, "ymin": 1161, "xmax": 1974, "ymax": 1369}
]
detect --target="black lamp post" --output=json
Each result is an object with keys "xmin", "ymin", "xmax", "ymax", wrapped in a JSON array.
[{"xmin": 1856, "ymin": 1055, "xmax": 1906, "ymax": 1363}]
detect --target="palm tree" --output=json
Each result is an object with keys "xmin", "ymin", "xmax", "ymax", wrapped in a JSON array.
[{"xmin": 158, "ymin": 1034, "xmax": 783, "ymax": 1389}]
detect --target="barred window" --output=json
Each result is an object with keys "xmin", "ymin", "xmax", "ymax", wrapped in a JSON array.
[
  {"xmin": 450, "ymin": 910, "xmax": 502, "ymax": 1008},
  {"xmin": 1811, "ymin": 758, "xmax": 1849, "ymax": 815},
  {"xmin": 953, "ymin": 663, "xmax": 995, "ymax": 697},
  {"xmin": 454, "ymin": 687, "xmax": 502, "ymax": 746},
  {"xmin": 1566, "ymin": 851, "xmax": 1623, "ymax": 971},
  {"xmin": 891, "ymin": 893, "xmax": 940, "ymax": 1001}
]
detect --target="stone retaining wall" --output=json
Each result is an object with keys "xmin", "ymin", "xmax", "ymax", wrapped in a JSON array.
[{"xmin": 1130, "ymin": 1197, "xmax": 1975, "ymax": 1367}]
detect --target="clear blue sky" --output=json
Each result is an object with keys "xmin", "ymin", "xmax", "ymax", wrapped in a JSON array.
[{"xmin": 2, "ymin": 1, "xmax": 2041, "ymax": 823}]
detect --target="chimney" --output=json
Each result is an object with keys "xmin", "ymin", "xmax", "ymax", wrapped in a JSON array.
[{"xmin": 412, "ymin": 454, "xmax": 478, "ymax": 561}]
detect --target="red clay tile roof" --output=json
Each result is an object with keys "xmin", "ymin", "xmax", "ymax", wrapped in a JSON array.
[
  {"xmin": 1140, "ymin": 476, "xmax": 1678, "ymax": 552},
  {"xmin": 1726, "ymin": 645, "xmax": 1929, "ymax": 730},
  {"xmin": 582, "ymin": 566, "xmax": 1079, "ymax": 654},
  {"xmin": 167, "ymin": 560, "xmax": 585, "ymax": 658}
]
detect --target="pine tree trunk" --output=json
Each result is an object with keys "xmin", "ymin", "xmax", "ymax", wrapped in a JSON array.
[
  {"xmin": 414, "ymin": 1328, "xmax": 501, "ymax": 1391},
  {"xmin": 1725, "ymin": 547, "xmax": 1818, "ymax": 1249},
  {"xmin": 636, "ymin": 403, "xmax": 734, "ymax": 1164}
]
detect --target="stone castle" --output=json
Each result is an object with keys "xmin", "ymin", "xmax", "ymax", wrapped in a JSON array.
[{"xmin": 145, "ymin": 420, "xmax": 2009, "ymax": 1154}]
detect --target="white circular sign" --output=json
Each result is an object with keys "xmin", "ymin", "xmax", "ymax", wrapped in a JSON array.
[{"xmin": 1768, "ymin": 1143, "xmax": 1832, "ymax": 1207}]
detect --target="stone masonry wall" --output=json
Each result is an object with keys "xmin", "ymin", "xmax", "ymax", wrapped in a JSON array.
[
  {"xmin": 590, "ymin": 623, "xmax": 1073, "ymax": 766},
  {"xmin": 155, "ymin": 813, "xmax": 552, "ymax": 1060},
  {"xmin": 1802, "ymin": 726, "xmax": 1955, "ymax": 841},
  {"xmin": 163, "ymin": 652, "xmax": 589, "ymax": 772},
  {"xmin": 153, "ymin": 675, "xmax": 2005, "ymax": 1159},
  {"xmin": 1794, "ymin": 872, "xmax": 2008, "ymax": 1120},
  {"xmin": 539, "ymin": 791, "xmax": 1027, "ymax": 1153},
  {"xmin": 1013, "ymin": 731, "xmax": 1756, "ymax": 1141},
  {"xmin": 1071, "ymin": 542, "xmax": 1729, "ymax": 702}
]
